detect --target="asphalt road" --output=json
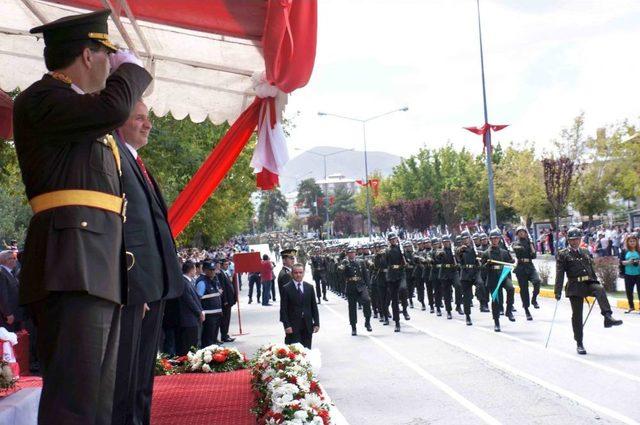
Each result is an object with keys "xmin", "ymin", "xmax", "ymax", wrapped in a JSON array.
[{"xmin": 231, "ymin": 256, "xmax": 640, "ymax": 425}]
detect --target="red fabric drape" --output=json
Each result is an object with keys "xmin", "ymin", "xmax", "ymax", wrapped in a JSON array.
[
  {"xmin": 168, "ymin": 98, "xmax": 262, "ymax": 237},
  {"xmin": 0, "ymin": 91, "xmax": 13, "ymax": 139}
]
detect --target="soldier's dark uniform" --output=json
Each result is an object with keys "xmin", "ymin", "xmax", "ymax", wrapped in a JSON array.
[
  {"xmin": 413, "ymin": 239, "xmax": 427, "ymax": 311},
  {"xmin": 475, "ymin": 233, "xmax": 491, "ymax": 311},
  {"xmin": 456, "ymin": 231, "xmax": 480, "ymax": 325},
  {"xmin": 374, "ymin": 242, "xmax": 390, "ymax": 324},
  {"xmin": 512, "ymin": 226, "xmax": 541, "ymax": 319},
  {"xmin": 385, "ymin": 234, "xmax": 406, "ymax": 331},
  {"xmin": 436, "ymin": 235, "xmax": 457, "ymax": 319},
  {"xmin": 363, "ymin": 245, "xmax": 379, "ymax": 318},
  {"xmin": 555, "ymin": 228, "xmax": 622, "ymax": 354},
  {"xmin": 403, "ymin": 241, "xmax": 417, "ymax": 310},
  {"xmin": 480, "ymin": 230, "xmax": 516, "ymax": 332},
  {"xmin": 13, "ymin": 10, "xmax": 152, "ymax": 425},
  {"xmin": 310, "ymin": 249, "xmax": 328, "ymax": 303},
  {"xmin": 339, "ymin": 247, "xmax": 373, "ymax": 335},
  {"xmin": 430, "ymin": 237, "xmax": 443, "ymax": 315}
]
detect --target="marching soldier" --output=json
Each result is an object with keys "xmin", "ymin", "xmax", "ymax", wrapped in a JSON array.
[
  {"xmin": 310, "ymin": 246, "xmax": 329, "ymax": 304},
  {"xmin": 13, "ymin": 9, "xmax": 152, "ymax": 424},
  {"xmin": 481, "ymin": 229, "xmax": 516, "ymax": 332},
  {"xmin": 421, "ymin": 238, "xmax": 436, "ymax": 313},
  {"xmin": 457, "ymin": 231, "xmax": 480, "ymax": 326},
  {"xmin": 413, "ymin": 239, "xmax": 428, "ymax": 311},
  {"xmin": 363, "ymin": 244, "xmax": 379, "ymax": 318},
  {"xmin": 430, "ymin": 237, "xmax": 443, "ymax": 315},
  {"xmin": 403, "ymin": 240, "xmax": 417, "ymax": 310},
  {"xmin": 476, "ymin": 232, "xmax": 491, "ymax": 312},
  {"xmin": 453, "ymin": 235, "xmax": 464, "ymax": 315},
  {"xmin": 555, "ymin": 227, "xmax": 623, "ymax": 355},
  {"xmin": 436, "ymin": 235, "xmax": 457, "ymax": 320},
  {"xmin": 339, "ymin": 246, "xmax": 373, "ymax": 335},
  {"xmin": 385, "ymin": 233, "xmax": 407, "ymax": 332},
  {"xmin": 374, "ymin": 241, "xmax": 390, "ymax": 324},
  {"xmin": 512, "ymin": 225, "xmax": 542, "ymax": 321}
]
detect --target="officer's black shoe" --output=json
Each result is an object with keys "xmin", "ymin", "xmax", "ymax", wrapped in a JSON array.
[
  {"xmin": 323, "ymin": 295, "xmax": 328, "ymax": 301},
  {"xmin": 383, "ymin": 318, "xmax": 390, "ymax": 326},
  {"xmin": 403, "ymin": 311, "xmax": 411, "ymax": 321},
  {"xmin": 480, "ymin": 305, "xmax": 490, "ymax": 313},
  {"xmin": 429, "ymin": 306, "xmax": 435, "ymax": 313},
  {"xmin": 317, "ymin": 298, "xmax": 321, "ymax": 304},
  {"xmin": 351, "ymin": 326, "xmax": 357, "ymax": 336},
  {"xmin": 409, "ymin": 299, "xmax": 414, "ymax": 309},
  {"xmin": 248, "ymin": 299, "xmax": 252, "ymax": 304},
  {"xmin": 394, "ymin": 322, "xmax": 401, "ymax": 332},
  {"xmin": 624, "ymin": 308, "xmax": 635, "ymax": 314},
  {"xmin": 532, "ymin": 300, "xmax": 540, "ymax": 309},
  {"xmin": 436, "ymin": 308, "xmax": 442, "ymax": 317},
  {"xmin": 373, "ymin": 312, "xmax": 379, "ymax": 319},
  {"xmin": 456, "ymin": 305, "xmax": 464, "ymax": 315},
  {"xmin": 576, "ymin": 343, "xmax": 587, "ymax": 355},
  {"xmin": 222, "ymin": 336, "xmax": 235, "ymax": 342},
  {"xmin": 365, "ymin": 322, "xmax": 372, "ymax": 332},
  {"xmin": 525, "ymin": 309, "xmax": 533, "ymax": 321},
  {"xmin": 494, "ymin": 320, "xmax": 501, "ymax": 332},
  {"xmin": 604, "ymin": 314, "xmax": 623, "ymax": 328},
  {"xmin": 465, "ymin": 315, "xmax": 472, "ymax": 326},
  {"xmin": 507, "ymin": 312, "xmax": 516, "ymax": 322},
  {"xmin": 511, "ymin": 307, "xmax": 517, "ymax": 313},
  {"xmin": 446, "ymin": 312, "xmax": 452, "ymax": 320}
]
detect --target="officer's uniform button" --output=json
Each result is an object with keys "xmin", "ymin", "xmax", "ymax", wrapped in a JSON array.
[{"xmin": 80, "ymin": 221, "xmax": 88, "ymax": 227}]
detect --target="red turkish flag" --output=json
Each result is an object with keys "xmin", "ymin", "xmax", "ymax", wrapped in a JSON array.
[{"xmin": 369, "ymin": 179, "xmax": 380, "ymax": 197}]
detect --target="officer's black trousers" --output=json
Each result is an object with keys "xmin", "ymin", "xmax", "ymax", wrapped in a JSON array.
[
  {"xmin": 433, "ymin": 279, "xmax": 442, "ymax": 308},
  {"xmin": 475, "ymin": 275, "xmax": 488, "ymax": 305},
  {"xmin": 370, "ymin": 284, "xmax": 379, "ymax": 314},
  {"xmin": 415, "ymin": 278, "xmax": 425, "ymax": 304},
  {"xmin": 178, "ymin": 326, "xmax": 199, "ymax": 356},
  {"xmin": 31, "ymin": 292, "xmax": 120, "ymax": 425},
  {"xmin": 248, "ymin": 275, "xmax": 261, "ymax": 301},
  {"xmin": 399, "ymin": 278, "xmax": 409, "ymax": 312},
  {"xmin": 488, "ymin": 279, "xmax": 514, "ymax": 321},
  {"xmin": 515, "ymin": 266, "xmax": 542, "ymax": 308},
  {"xmin": 377, "ymin": 279, "xmax": 389, "ymax": 318},
  {"xmin": 313, "ymin": 274, "xmax": 327, "ymax": 300},
  {"xmin": 454, "ymin": 278, "xmax": 463, "ymax": 307},
  {"xmin": 347, "ymin": 286, "xmax": 371, "ymax": 325},
  {"xmin": 386, "ymin": 279, "xmax": 401, "ymax": 322},
  {"xmin": 461, "ymin": 280, "xmax": 475, "ymax": 315},
  {"xmin": 202, "ymin": 313, "xmax": 221, "ymax": 346},
  {"xmin": 437, "ymin": 279, "xmax": 454, "ymax": 312},
  {"xmin": 568, "ymin": 283, "xmax": 613, "ymax": 343},
  {"xmin": 425, "ymin": 278, "xmax": 435, "ymax": 307}
]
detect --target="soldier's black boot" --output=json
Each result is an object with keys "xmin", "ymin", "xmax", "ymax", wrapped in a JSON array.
[
  {"xmin": 604, "ymin": 313, "xmax": 623, "ymax": 328},
  {"xmin": 480, "ymin": 304, "xmax": 490, "ymax": 313},
  {"xmin": 373, "ymin": 311, "xmax": 378, "ymax": 319},
  {"xmin": 403, "ymin": 310, "xmax": 411, "ymax": 321},
  {"xmin": 576, "ymin": 342, "xmax": 587, "ymax": 355},
  {"xmin": 436, "ymin": 308, "xmax": 442, "ymax": 317},
  {"xmin": 465, "ymin": 314, "xmax": 472, "ymax": 326},
  {"xmin": 394, "ymin": 321, "xmax": 401, "ymax": 332},
  {"xmin": 507, "ymin": 311, "xmax": 516, "ymax": 322},
  {"xmin": 456, "ymin": 305, "xmax": 464, "ymax": 315},
  {"xmin": 430, "ymin": 305, "xmax": 435, "ymax": 314},
  {"xmin": 446, "ymin": 311, "xmax": 452, "ymax": 320},
  {"xmin": 351, "ymin": 325, "xmax": 357, "ymax": 336},
  {"xmin": 525, "ymin": 308, "xmax": 533, "ymax": 321},
  {"xmin": 421, "ymin": 302, "xmax": 426, "ymax": 311},
  {"xmin": 532, "ymin": 297, "xmax": 539, "ymax": 309},
  {"xmin": 365, "ymin": 321, "xmax": 372, "ymax": 332},
  {"xmin": 323, "ymin": 295, "xmax": 328, "ymax": 301},
  {"xmin": 494, "ymin": 319, "xmax": 501, "ymax": 332},
  {"xmin": 409, "ymin": 299, "xmax": 414, "ymax": 309},
  {"xmin": 317, "ymin": 297, "xmax": 321, "ymax": 305},
  {"xmin": 383, "ymin": 317, "xmax": 390, "ymax": 326}
]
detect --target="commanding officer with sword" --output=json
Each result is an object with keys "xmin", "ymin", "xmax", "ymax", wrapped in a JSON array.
[
  {"xmin": 13, "ymin": 9, "xmax": 152, "ymax": 424},
  {"xmin": 339, "ymin": 246, "xmax": 373, "ymax": 335},
  {"xmin": 554, "ymin": 228, "xmax": 622, "ymax": 355}
]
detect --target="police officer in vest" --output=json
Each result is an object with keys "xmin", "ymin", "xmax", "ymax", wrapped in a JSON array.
[
  {"xmin": 555, "ymin": 228, "xmax": 623, "ymax": 355},
  {"xmin": 196, "ymin": 261, "xmax": 224, "ymax": 346},
  {"xmin": 14, "ymin": 9, "xmax": 152, "ymax": 424},
  {"xmin": 512, "ymin": 225, "xmax": 542, "ymax": 321},
  {"xmin": 339, "ymin": 246, "xmax": 373, "ymax": 335}
]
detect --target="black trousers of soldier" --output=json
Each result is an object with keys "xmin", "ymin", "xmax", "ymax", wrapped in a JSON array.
[
  {"xmin": 515, "ymin": 267, "xmax": 542, "ymax": 308},
  {"xmin": 488, "ymin": 279, "xmax": 514, "ymax": 320},
  {"xmin": 425, "ymin": 279, "xmax": 435, "ymax": 308},
  {"xmin": 386, "ymin": 280, "xmax": 402, "ymax": 322},
  {"xmin": 377, "ymin": 280, "xmax": 389, "ymax": 318},
  {"xmin": 398, "ymin": 279, "xmax": 409, "ymax": 312},
  {"xmin": 432, "ymin": 279, "xmax": 442, "ymax": 308},
  {"xmin": 568, "ymin": 283, "xmax": 613, "ymax": 343},
  {"xmin": 461, "ymin": 280, "xmax": 476, "ymax": 315},
  {"xmin": 313, "ymin": 275, "xmax": 327, "ymax": 301},
  {"xmin": 370, "ymin": 285, "xmax": 379, "ymax": 315},
  {"xmin": 454, "ymin": 279, "xmax": 463, "ymax": 307},
  {"xmin": 437, "ymin": 279, "xmax": 454, "ymax": 312},
  {"xmin": 415, "ymin": 278, "xmax": 425, "ymax": 305},
  {"xmin": 475, "ymin": 276, "xmax": 489, "ymax": 306},
  {"xmin": 347, "ymin": 286, "xmax": 372, "ymax": 326}
]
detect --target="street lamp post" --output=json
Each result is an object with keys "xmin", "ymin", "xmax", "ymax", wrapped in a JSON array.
[
  {"xmin": 318, "ymin": 107, "xmax": 408, "ymax": 239},
  {"xmin": 295, "ymin": 147, "xmax": 354, "ymax": 237}
]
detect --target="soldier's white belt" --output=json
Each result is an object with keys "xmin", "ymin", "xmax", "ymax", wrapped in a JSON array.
[
  {"xmin": 29, "ymin": 190, "xmax": 127, "ymax": 220},
  {"xmin": 347, "ymin": 277, "xmax": 362, "ymax": 282},
  {"xmin": 462, "ymin": 265, "xmax": 477, "ymax": 269},
  {"xmin": 391, "ymin": 265, "xmax": 402, "ymax": 269},
  {"xmin": 201, "ymin": 293, "xmax": 221, "ymax": 299},
  {"xmin": 518, "ymin": 258, "xmax": 532, "ymax": 263},
  {"xmin": 203, "ymin": 309, "xmax": 222, "ymax": 315},
  {"xmin": 572, "ymin": 276, "xmax": 590, "ymax": 282},
  {"xmin": 442, "ymin": 264, "xmax": 455, "ymax": 268}
]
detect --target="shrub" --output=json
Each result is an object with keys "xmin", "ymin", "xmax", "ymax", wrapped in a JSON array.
[{"xmin": 593, "ymin": 256, "xmax": 619, "ymax": 292}]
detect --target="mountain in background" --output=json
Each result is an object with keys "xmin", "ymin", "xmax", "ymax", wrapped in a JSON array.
[{"xmin": 279, "ymin": 146, "xmax": 402, "ymax": 193}]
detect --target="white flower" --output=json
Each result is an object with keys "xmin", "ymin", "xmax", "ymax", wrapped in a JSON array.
[
  {"xmin": 201, "ymin": 364, "xmax": 212, "ymax": 373},
  {"xmin": 203, "ymin": 354, "xmax": 213, "ymax": 364},
  {"xmin": 301, "ymin": 393, "xmax": 322, "ymax": 410},
  {"xmin": 294, "ymin": 410, "xmax": 308, "ymax": 420}
]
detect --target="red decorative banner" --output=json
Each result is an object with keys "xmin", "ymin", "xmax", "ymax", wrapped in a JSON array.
[
  {"xmin": 355, "ymin": 179, "xmax": 380, "ymax": 197},
  {"xmin": 463, "ymin": 123, "xmax": 508, "ymax": 152}
]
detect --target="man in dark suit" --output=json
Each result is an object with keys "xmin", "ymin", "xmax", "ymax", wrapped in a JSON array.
[
  {"xmin": 177, "ymin": 261, "xmax": 204, "ymax": 355},
  {"xmin": 112, "ymin": 100, "xmax": 183, "ymax": 425},
  {"xmin": 0, "ymin": 251, "xmax": 21, "ymax": 332},
  {"xmin": 13, "ymin": 10, "xmax": 152, "ymax": 424},
  {"xmin": 218, "ymin": 258, "xmax": 237, "ymax": 343},
  {"xmin": 280, "ymin": 263, "xmax": 320, "ymax": 349}
]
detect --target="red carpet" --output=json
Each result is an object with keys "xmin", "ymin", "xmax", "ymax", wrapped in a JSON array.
[{"xmin": 16, "ymin": 370, "xmax": 255, "ymax": 424}]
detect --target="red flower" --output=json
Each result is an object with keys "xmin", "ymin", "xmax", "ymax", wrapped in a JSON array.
[
  {"xmin": 290, "ymin": 402, "xmax": 301, "ymax": 411},
  {"xmin": 310, "ymin": 381, "xmax": 321, "ymax": 394},
  {"xmin": 213, "ymin": 352, "xmax": 227, "ymax": 363},
  {"xmin": 288, "ymin": 376, "xmax": 297, "ymax": 385},
  {"xmin": 287, "ymin": 352, "xmax": 296, "ymax": 360},
  {"xmin": 318, "ymin": 409, "xmax": 330, "ymax": 425},
  {"xmin": 175, "ymin": 356, "xmax": 188, "ymax": 363},
  {"xmin": 277, "ymin": 348, "xmax": 288, "ymax": 358}
]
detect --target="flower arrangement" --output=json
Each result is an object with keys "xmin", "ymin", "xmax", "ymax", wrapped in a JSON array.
[
  {"xmin": 0, "ymin": 360, "xmax": 17, "ymax": 394},
  {"xmin": 251, "ymin": 343, "xmax": 331, "ymax": 425},
  {"xmin": 154, "ymin": 345, "xmax": 247, "ymax": 376}
]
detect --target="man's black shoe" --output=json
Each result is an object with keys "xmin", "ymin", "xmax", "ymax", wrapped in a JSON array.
[
  {"xmin": 465, "ymin": 315, "xmax": 472, "ymax": 326},
  {"xmin": 436, "ymin": 308, "xmax": 442, "ymax": 317},
  {"xmin": 604, "ymin": 314, "xmax": 623, "ymax": 328},
  {"xmin": 480, "ymin": 305, "xmax": 490, "ymax": 313},
  {"xmin": 394, "ymin": 323, "xmax": 400, "ymax": 332},
  {"xmin": 222, "ymin": 336, "xmax": 236, "ymax": 343},
  {"xmin": 456, "ymin": 305, "xmax": 464, "ymax": 315},
  {"xmin": 323, "ymin": 296, "xmax": 328, "ymax": 301},
  {"xmin": 494, "ymin": 320, "xmax": 501, "ymax": 332},
  {"xmin": 403, "ymin": 311, "xmax": 411, "ymax": 321},
  {"xmin": 421, "ymin": 303, "xmax": 426, "ymax": 311},
  {"xmin": 248, "ymin": 299, "xmax": 252, "ymax": 304},
  {"xmin": 532, "ymin": 300, "xmax": 540, "ymax": 309},
  {"xmin": 576, "ymin": 343, "xmax": 587, "ymax": 355},
  {"xmin": 525, "ymin": 309, "xmax": 533, "ymax": 321},
  {"xmin": 383, "ymin": 318, "xmax": 390, "ymax": 325},
  {"xmin": 446, "ymin": 312, "xmax": 452, "ymax": 320},
  {"xmin": 409, "ymin": 300, "xmax": 414, "ymax": 309},
  {"xmin": 318, "ymin": 298, "xmax": 321, "ymax": 304},
  {"xmin": 429, "ymin": 306, "xmax": 435, "ymax": 313},
  {"xmin": 507, "ymin": 312, "xmax": 516, "ymax": 322},
  {"xmin": 373, "ymin": 312, "xmax": 379, "ymax": 319},
  {"xmin": 351, "ymin": 327, "xmax": 357, "ymax": 336},
  {"xmin": 365, "ymin": 323, "xmax": 372, "ymax": 332}
]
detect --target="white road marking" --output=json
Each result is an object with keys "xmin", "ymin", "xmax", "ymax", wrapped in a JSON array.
[
  {"xmin": 404, "ymin": 320, "xmax": 640, "ymax": 425},
  {"xmin": 323, "ymin": 304, "xmax": 502, "ymax": 425}
]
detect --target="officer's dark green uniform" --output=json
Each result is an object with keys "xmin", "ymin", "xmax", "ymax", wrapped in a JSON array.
[
  {"xmin": 456, "ymin": 231, "xmax": 480, "ymax": 325},
  {"xmin": 512, "ymin": 226, "xmax": 542, "ymax": 320},
  {"xmin": 436, "ymin": 235, "xmax": 457, "ymax": 320},
  {"xmin": 310, "ymin": 248, "xmax": 328, "ymax": 303},
  {"xmin": 481, "ymin": 229, "xmax": 516, "ymax": 332},
  {"xmin": 430, "ymin": 237, "xmax": 443, "ymax": 315},
  {"xmin": 385, "ymin": 233, "xmax": 406, "ymax": 332},
  {"xmin": 364, "ymin": 245, "xmax": 379, "ymax": 318},
  {"xmin": 339, "ymin": 246, "xmax": 373, "ymax": 335},
  {"xmin": 14, "ymin": 9, "xmax": 152, "ymax": 425},
  {"xmin": 413, "ymin": 239, "xmax": 427, "ymax": 311},
  {"xmin": 374, "ymin": 242, "xmax": 390, "ymax": 324},
  {"xmin": 473, "ymin": 233, "xmax": 490, "ymax": 312},
  {"xmin": 402, "ymin": 240, "xmax": 416, "ymax": 311},
  {"xmin": 554, "ymin": 227, "xmax": 622, "ymax": 355}
]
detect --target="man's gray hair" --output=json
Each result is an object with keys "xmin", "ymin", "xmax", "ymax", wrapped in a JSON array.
[
  {"xmin": 292, "ymin": 263, "xmax": 305, "ymax": 271},
  {"xmin": 0, "ymin": 250, "xmax": 16, "ymax": 263}
]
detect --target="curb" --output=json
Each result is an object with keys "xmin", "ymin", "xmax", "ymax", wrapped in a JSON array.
[{"xmin": 513, "ymin": 287, "xmax": 632, "ymax": 310}]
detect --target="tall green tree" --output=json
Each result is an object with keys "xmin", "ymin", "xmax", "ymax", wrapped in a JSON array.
[
  {"xmin": 296, "ymin": 178, "xmax": 325, "ymax": 218},
  {"xmin": 258, "ymin": 188, "xmax": 288, "ymax": 231},
  {"xmin": 330, "ymin": 185, "xmax": 356, "ymax": 218}
]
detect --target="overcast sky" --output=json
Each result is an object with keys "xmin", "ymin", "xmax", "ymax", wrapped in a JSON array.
[{"xmin": 285, "ymin": 0, "xmax": 640, "ymax": 160}]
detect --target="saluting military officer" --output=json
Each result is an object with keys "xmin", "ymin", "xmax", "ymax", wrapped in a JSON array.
[
  {"xmin": 511, "ymin": 226, "xmax": 541, "ymax": 321},
  {"xmin": 555, "ymin": 228, "xmax": 622, "ymax": 355},
  {"xmin": 456, "ymin": 230, "xmax": 480, "ymax": 326},
  {"xmin": 339, "ymin": 246, "xmax": 373, "ymax": 335},
  {"xmin": 13, "ymin": 9, "xmax": 152, "ymax": 424},
  {"xmin": 481, "ymin": 229, "xmax": 516, "ymax": 332}
]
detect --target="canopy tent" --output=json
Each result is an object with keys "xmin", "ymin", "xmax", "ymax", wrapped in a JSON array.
[{"xmin": 0, "ymin": 0, "xmax": 317, "ymax": 236}]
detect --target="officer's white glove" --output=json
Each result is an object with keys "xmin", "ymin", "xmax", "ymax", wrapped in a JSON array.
[{"xmin": 109, "ymin": 49, "xmax": 143, "ymax": 73}]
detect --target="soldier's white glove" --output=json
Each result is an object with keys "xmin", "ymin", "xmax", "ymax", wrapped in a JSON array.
[{"xmin": 109, "ymin": 49, "xmax": 143, "ymax": 73}]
